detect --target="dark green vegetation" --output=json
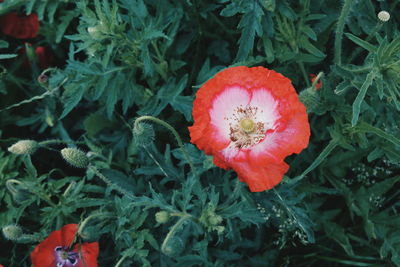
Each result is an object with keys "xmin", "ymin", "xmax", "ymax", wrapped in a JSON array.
[{"xmin": 1, "ymin": 0, "xmax": 399, "ymax": 266}]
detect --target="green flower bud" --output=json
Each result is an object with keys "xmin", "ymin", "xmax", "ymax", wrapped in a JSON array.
[
  {"xmin": 299, "ymin": 87, "xmax": 319, "ymax": 114},
  {"xmin": 8, "ymin": 140, "xmax": 38, "ymax": 155},
  {"xmin": 78, "ymin": 226, "xmax": 99, "ymax": 242},
  {"xmin": 61, "ymin": 148, "xmax": 89, "ymax": 168},
  {"xmin": 161, "ymin": 236, "xmax": 184, "ymax": 257},
  {"xmin": 199, "ymin": 204, "xmax": 224, "ymax": 233},
  {"xmin": 133, "ymin": 123, "xmax": 155, "ymax": 147},
  {"xmin": 2, "ymin": 224, "xmax": 23, "ymax": 241},
  {"xmin": 6, "ymin": 179, "xmax": 32, "ymax": 204},
  {"xmin": 208, "ymin": 214, "xmax": 223, "ymax": 226},
  {"xmin": 87, "ymin": 26, "xmax": 102, "ymax": 39},
  {"xmin": 215, "ymin": 225, "xmax": 225, "ymax": 234},
  {"xmin": 155, "ymin": 211, "xmax": 170, "ymax": 224}
]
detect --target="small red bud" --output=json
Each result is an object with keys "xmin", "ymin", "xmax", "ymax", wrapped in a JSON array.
[{"xmin": 37, "ymin": 74, "xmax": 48, "ymax": 84}]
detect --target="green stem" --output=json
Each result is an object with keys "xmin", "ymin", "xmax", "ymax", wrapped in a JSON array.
[
  {"xmin": 334, "ymin": 0, "xmax": 355, "ymax": 65},
  {"xmin": 134, "ymin": 116, "xmax": 198, "ymax": 177},
  {"xmin": 273, "ymin": 188, "xmax": 308, "ymax": 237},
  {"xmin": 339, "ymin": 64, "xmax": 373, "ymax": 73},
  {"xmin": 311, "ymin": 72, "xmax": 324, "ymax": 90},
  {"xmin": 77, "ymin": 212, "xmax": 113, "ymax": 237},
  {"xmin": 89, "ymin": 165, "xmax": 132, "ymax": 196},
  {"xmin": 62, "ymin": 181, "xmax": 76, "ymax": 197},
  {"xmin": 299, "ymin": 62, "xmax": 310, "ymax": 87},
  {"xmin": 5, "ymin": 179, "xmax": 21, "ymax": 195},
  {"xmin": 297, "ymin": 139, "xmax": 339, "ymax": 180},
  {"xmin": 115, "ymin": 255, "xmax": 129, "ymax": 267},
  {"xmin": 39, "ymin": 139, "xmax": 85, "ymax": 146},
  {"xmin": 56, "ymin": 122, "xmax": 76, "ymax": 147},
  {"xmin": 161, "ymin": 215, "xmax": 192, "ymax": 254},
  {"xmin": 0, "ymin": 77, "xmax": 67, "ymax": 113}
]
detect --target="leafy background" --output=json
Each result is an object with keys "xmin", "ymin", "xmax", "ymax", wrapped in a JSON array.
[{"xmin": 0, "ymin": 0, "xmax": 399, "ymax": 266}]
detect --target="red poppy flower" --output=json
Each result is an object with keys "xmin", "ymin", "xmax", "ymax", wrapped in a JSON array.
[
  {"xmin": 309, "ymin": 73, "xmax": 322, "ymax": 90},
  {"xmin": 0, "ymin": 12, "xmax": 39, "ymax": 39},
  {"xmin": 189, "ymin": 66, "xmax": 310, "ymax": 192},
  {"xmin": 31, "ymin": 224, "xmax": 99, "ymax": 267}
]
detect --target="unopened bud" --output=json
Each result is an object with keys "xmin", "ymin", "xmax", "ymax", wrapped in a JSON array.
[
  {"xmin": 133, "ymin": 123, "xmax": 155, "ymax": 147},
  {"xmin": 78, "ymin": 226, "xmax": 99, "ymax": 242},
  {"xmin": 162, "ymin": 236, "xmax": 184, "ymax": 257},
  {"xmin": 61, "ymin": 148, "xmax": 89, "ymax": 168},
  {"xmin": 378, "ymin": 11, "xmax": 390, "ymax": 22},
  {"xmin": 299, "ymin": 88, "xmax": 319, "ymax": 114},
  {"xmin": 87, "ymin": 26, "xmax": 102, "ymax": 39},
  {"xmin": 155, "ymin": 211, "xmax": 170, "ymax": 224},
  {"xmin": 6, "ymin": 179, "xmax": 32, "ymax": 204},
  {"xmin": 2, "ymin": 224, "xmax": 23, "ymax": 241},
  {"xmin": 8, "ymin": 140, "xmax": 38, "ymax": 155},
  {"xmin": 37, "ymin": 74, "xmax": 48, "ymax": 84},
  {"xmin": 208, "ymin": 214, "xmax": 223, "ymax": 226}
]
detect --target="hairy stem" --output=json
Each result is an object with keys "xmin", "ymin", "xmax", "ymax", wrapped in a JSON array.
[
  {"xmin": 134, "ymin": 116, "xmax": 198, "ymax": 177},
  {"xmin": 161, "ymin": 215, "xmax": 192, "ymax": 254},
  {"xmin": 334, "ymin": 0, "xmax": 355, "ymax": 65}
]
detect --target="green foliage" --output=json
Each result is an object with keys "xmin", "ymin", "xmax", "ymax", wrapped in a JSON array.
[{"xmin": 1, "ymin": 0, "xmax": 400, "ymax": 266}]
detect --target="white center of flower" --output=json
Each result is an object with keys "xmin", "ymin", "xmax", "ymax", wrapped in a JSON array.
[
  {"xmin": 54, "ymin": 246, "xmax": 79, "ymax": 266},
  {"xmin": 209, "ymin": 87, "xmax": 279, "ymax": 154},
  {"xmin": 226, "ymin": 105, "xmax": 266, "ymax": 149}
]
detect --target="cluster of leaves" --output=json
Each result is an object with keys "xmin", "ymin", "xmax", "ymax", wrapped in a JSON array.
[{"xmin": 1, "ymin": 0, "xmax": 399, "ymax": 266}]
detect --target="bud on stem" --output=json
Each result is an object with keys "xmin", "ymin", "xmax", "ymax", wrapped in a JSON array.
[
  {"xmin": 61, "ymin": 148, "xmax": 89, "ymax": 168},
  {"xmin": 8, "ymin": 140, "xmax": 38, "ymax": 155}
]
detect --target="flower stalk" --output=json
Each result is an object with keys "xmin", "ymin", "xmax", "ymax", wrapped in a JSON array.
[
  {"xmin": 334, "ymin": 0, "xmax": 355, "ymax": 65},
  {"xmin": 134, "ymin": 116, "xmax": 198, "ymax": 177}
]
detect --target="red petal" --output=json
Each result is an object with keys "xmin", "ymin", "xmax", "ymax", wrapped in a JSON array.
[
  {"xmin": 73, "ymin": 242, "xmax": 99, "ymax": 267},
  {"xmin": 60, "ymin": 224, "xmax": 78, "ymax": 246},
  {"xmin": 30, "ymin": 227, "xmax": 63, "ymax": 267},
  {"xmin": 230, "ymin": 159, "xmax": 289, "ymax": 192}
]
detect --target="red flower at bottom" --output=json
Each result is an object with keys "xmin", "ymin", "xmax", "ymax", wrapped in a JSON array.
[
  {"xmin": 189, "ymin": 66, "xmax": 310, "ymax": 192},
  {"xmin": 30, "ymin": 224, "xmax": 99, "ymax": 267},
  {"xmin": 0, "ymin": 12, "xmax": 39, "ymax": 39}
]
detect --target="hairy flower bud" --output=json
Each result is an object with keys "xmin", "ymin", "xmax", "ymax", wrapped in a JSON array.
[
  {"xmin": 6, "ymin": 179, "xmax": 32, "ymax": 204},
  {"xmin": 199, "ymin": 205, "xmax": 224, "ymax": 233},
  {"xmin": 61, "ymin": 148, "xmax": 89, "ymax": 168},
  {"xmin": 8, "ymin": 140, "xmax": 38, "ymax": 155},
  {"xmin": 161, "ymin": 236, "xmax": 184, "ymax": 257},
  {"xmin": 155, "ymin": 211, "xmax": 170, "ymax": 224},
  {"xmin": 87, "ymin": 26, "xmax": 102, "ymax": 39},
  {"xmin": 378, "ymin": 11, "xmax": 390, "ymax": 22},
  {"xmin": 133, "ymin": 122, "xmax": 155, "ymax": 147},
  {"xmin": 2, "ymin": 224, "xmax": 23, "ymax": 241},
  {"xmin": 299, "ymin": 87, "xmax": 319, "ymax": 114}
]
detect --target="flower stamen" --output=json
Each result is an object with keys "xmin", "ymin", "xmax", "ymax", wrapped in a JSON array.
[{"xmin": 227, "ymin": 105, "xmax": 266, "ymax": 149}]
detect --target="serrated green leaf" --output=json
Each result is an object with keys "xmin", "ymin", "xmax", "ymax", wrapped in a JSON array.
[
  {"xmin": 235, "ymin": 2, "xmax": 264, "ymax": 61},
  {"xmin": 60, "ymin": 83, "xmax": 85, "ymax": 119},
  {"xmin": 345, "ymin": 33, "xmax": 377, "ymax": 53},
  {"xmin": 351, "ymin": 70, "xmax": 376, "ymax": 126}
]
